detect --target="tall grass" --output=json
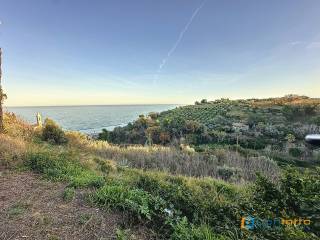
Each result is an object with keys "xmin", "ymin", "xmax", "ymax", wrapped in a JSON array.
[
  {"xmin": 3, "ymin": 112, "xmax": 34, "ymax": 139},
  {"xmin": 0, "ymin": 135, "xmax": 26, "ymax": 169},
  {"xmin": 85, "ymin": 142, "xmax": 280, "ymax": 183}
]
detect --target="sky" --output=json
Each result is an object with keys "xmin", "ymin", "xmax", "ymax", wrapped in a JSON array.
[{"xmin": 0, "ymin": 0, "xmax": 320, "ymax": 106}]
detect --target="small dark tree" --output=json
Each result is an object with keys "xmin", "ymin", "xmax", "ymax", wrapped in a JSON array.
[
  {"xmin": 42, "ymin": 118, "xmax": 67, "ymax": 144},
  {"xmin": 0, "ymin": 48, "xmax": 7, "ymax": 133}
]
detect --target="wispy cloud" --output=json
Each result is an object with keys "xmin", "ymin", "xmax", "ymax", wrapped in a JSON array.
[
  {"xmin": 289, "ymin": 41, "xmax": 303, "ymax": 46},
  {"xmin": 288, "ymin": 41, "xmax": 320, "ymax": 49},
  {"xmin": 306, "ymin": 41, "xmax": 320, "ymax": 49},
  {"xmin": 153, "ymin": 0, "xmax": 207, "ymax": 83}
]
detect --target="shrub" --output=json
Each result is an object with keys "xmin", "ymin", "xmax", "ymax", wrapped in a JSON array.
[
  {"xmin": 98, "ymin": 129, "xmax": 110, "ymax": 141},
  {"xmin": 42, "ymin": 118, "xmax": 67, "ymax": 144},
  {"xmin": 217, "ymin": 165, "xmax": 242, "ymax": 181},
  {"xmin": 247, "ymin": 169, "xmax": 320, "ymax": 237},
  {"xmin": 94, "ymin": 158, "xmax": 117, "ymax": 174},
  {"xmin": 289, "ymin": 148, "xmax": 303, "ymax": 158}
]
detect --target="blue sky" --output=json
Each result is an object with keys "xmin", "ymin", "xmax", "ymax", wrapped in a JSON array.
[{"xmin": 0, "ymin": 0, "xmax": 320, "ymax": 106}]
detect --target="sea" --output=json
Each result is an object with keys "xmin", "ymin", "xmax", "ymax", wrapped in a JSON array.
[{"xmin": 5, "ymin": 105, "xmax": 178, "ymax": 134}]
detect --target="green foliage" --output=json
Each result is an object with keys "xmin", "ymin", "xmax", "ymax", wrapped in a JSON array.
[
  {"xmin": 94, "ymin": 157, "xmax": 116, "ymax": 174},
  {"xmin": 247, "ymin": 168, "xmax": 320, "ymax": 237},
  {"xmin": 78, "ymin": 213, "xmax": 92, "ymax": 225},
  {"xmin": 100, "ymin": 96, "xmax": 320, "ymax": 167},
  {"xmin": 289, "ymin": 147, "xmax": 303, "ymax": 158},
  {"xmin": 98, "ymin": 129, "xmax": 110, "ymax": 142},
  {"xmin": 217, "ymin": 165, "xmax": 242, "ymax": 181},
  {"xmin": 63, "ymin": 187, "xmax": 75, "ymax": 201},
  {"xmin": 26, "ymin": 148, "xmax": 104, "ymax": 188},
  {"xmin": 171, "ymin": 217, "xmax": 227, "ymax": 240},
  {"xmin": 128, "ymin": 169, "xmax": 240, "ymax": 232},
  {"xmin": 6, "ymin": 109, "xmax": 318, "ymax": 239},
  {"xmin": 42, "ymin": 118, "xmax": 67, "ymax": 144},
  {"xmin": 116, "ymin": 228, "xmax": 130, "ymax": 240},
  {"xmin": 285, "ymin": 134, "xmax": 296, "ymax": 143},
  {"xmin": 92, "ymin": 184, "xmax": 166, "ymax": 221},
  {"xmin": 7, "ymin": 202, "xmax": 29, "ymax": 218},
  {"xmin": 311, "ymin": 116, "xmax": 320, "ymax": 125},
  {"xmin": 23, "ymin": 141, "xmax": 319, "ymax": 239}
]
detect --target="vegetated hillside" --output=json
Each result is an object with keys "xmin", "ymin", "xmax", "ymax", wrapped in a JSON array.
[
  {"xmin": 1, "ymin": 113, "xmax": 320, "ymax": 239},
  {"xmin": 99, "ymin": 95, "xmax": 320, "ymax": 167}
]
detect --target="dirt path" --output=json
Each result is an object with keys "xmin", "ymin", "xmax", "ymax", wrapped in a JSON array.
[{"xmin": 0, "ymin": 172, "xmax": 152, "ymax": 240}]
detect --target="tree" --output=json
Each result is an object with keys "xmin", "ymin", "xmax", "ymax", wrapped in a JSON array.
[{"xmin": 0, "ymin": 48, "xmax": 7, "ymax": 133}]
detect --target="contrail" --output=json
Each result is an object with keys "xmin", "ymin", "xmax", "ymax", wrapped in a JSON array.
[{"xmin": 154, "ymin": 0, "xmax": 207, "ymax": 82}]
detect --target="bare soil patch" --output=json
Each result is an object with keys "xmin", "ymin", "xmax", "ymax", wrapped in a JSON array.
[{"xmin": 0, "ymin": 172, "xmax": 154, "ymax": 240}]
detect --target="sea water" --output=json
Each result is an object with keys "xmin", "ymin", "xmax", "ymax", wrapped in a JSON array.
[{"xmin": 6, "ymin": 105, "xmax": 177, "ymax": 134}]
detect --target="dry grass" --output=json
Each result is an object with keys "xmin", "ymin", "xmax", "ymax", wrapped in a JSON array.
[
  {"xmin": 66, "ymin": 132, "xmax": 280, "ymax": 182},
  {"xmin": 1, "ymin": 113, "xmax": 280, "ymax": 183},
  {"xmin": 66, "ymin": 131, "xmax": 109, "ymax": 150},
  {"xmin": 0, "ymin": 135, "xmax": 26, "ymax": 169},
  {"xmin": 3, "ymin": 112, "xmax": 34, "ymax": 140}
]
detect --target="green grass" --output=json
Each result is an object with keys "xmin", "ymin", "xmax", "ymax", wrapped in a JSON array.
[
  {"xmin": 78, "ymin": 213, "xmax": 92, "ymax": 225},
  {"xmin": 7, "ymin": 202, "xmax": 29, "ymax": 218},
  {"xmin": 26, "ymin": 148, "xmax": 105, "ymax": 188},
  {"xmin": 63, "ymin": 187, "xmax": 76, "ymax": 202},
  {"xmin": 21, "ymin": 142, "xmax": 320, "ymax": 239}
]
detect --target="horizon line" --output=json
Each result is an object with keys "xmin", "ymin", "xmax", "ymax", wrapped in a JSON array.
[{"xmin": 5, "ymin": 103, "xmax": 183, "ymax": 108}]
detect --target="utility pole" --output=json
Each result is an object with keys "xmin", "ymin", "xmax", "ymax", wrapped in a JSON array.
[{"xmin": 0, "ymin": 48, "xmax": 6, "ymax": 133}]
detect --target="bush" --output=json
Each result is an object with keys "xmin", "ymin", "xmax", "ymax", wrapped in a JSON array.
[
  {"xmin": 247, "ymin": 169, "xmax": 320, "ymax": 238},
  {"xmin": 289, "ymin": 148, "xmax": 303, "ymax": 158},
  {"xmin": 94, "ymin": 157, "xmax": 117, "ymax": 174},
  {"xmin": 98, "ymin": 129, "xmax": 110, "ymax": 141},
  {"xmin": 42, "ymin": 119, "xmax": 67, "ymax": 144},
  {"xmin": 217, "ymin": 165, "xmax": 242, "ymax": 181}
]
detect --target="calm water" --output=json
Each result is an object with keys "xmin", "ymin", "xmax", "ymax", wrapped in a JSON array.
[{"xmin": 6, "ymin": 105, "xmax": 177, "ymax": 134}]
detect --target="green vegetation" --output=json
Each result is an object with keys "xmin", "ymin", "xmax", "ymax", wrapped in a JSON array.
[
  {"xmin": 42, "ymin": 118, "xmax": 68, "ymax": 144},
  {"xmin": 7, "ymin": 202, "xmax": 29, "ymax": 218},
  {"xmin": 63, "ymin": 187, "xmax": 76, "ymax": 202},
  {"xmin": 1, "ymin": 96, "xmax": 320, "ymax": 239},
  {"xmin": 99, "ymin": 95, "xmax": 320, "ymax": 169}
]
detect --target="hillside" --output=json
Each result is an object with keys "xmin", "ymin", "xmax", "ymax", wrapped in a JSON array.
[
  {"xmin": 99, "ymin": 95, "xmax": 320, "ymax": 168},
  {"xmin": 1, "ymin": 109, "xmax": 320, "ymax": 239}
]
